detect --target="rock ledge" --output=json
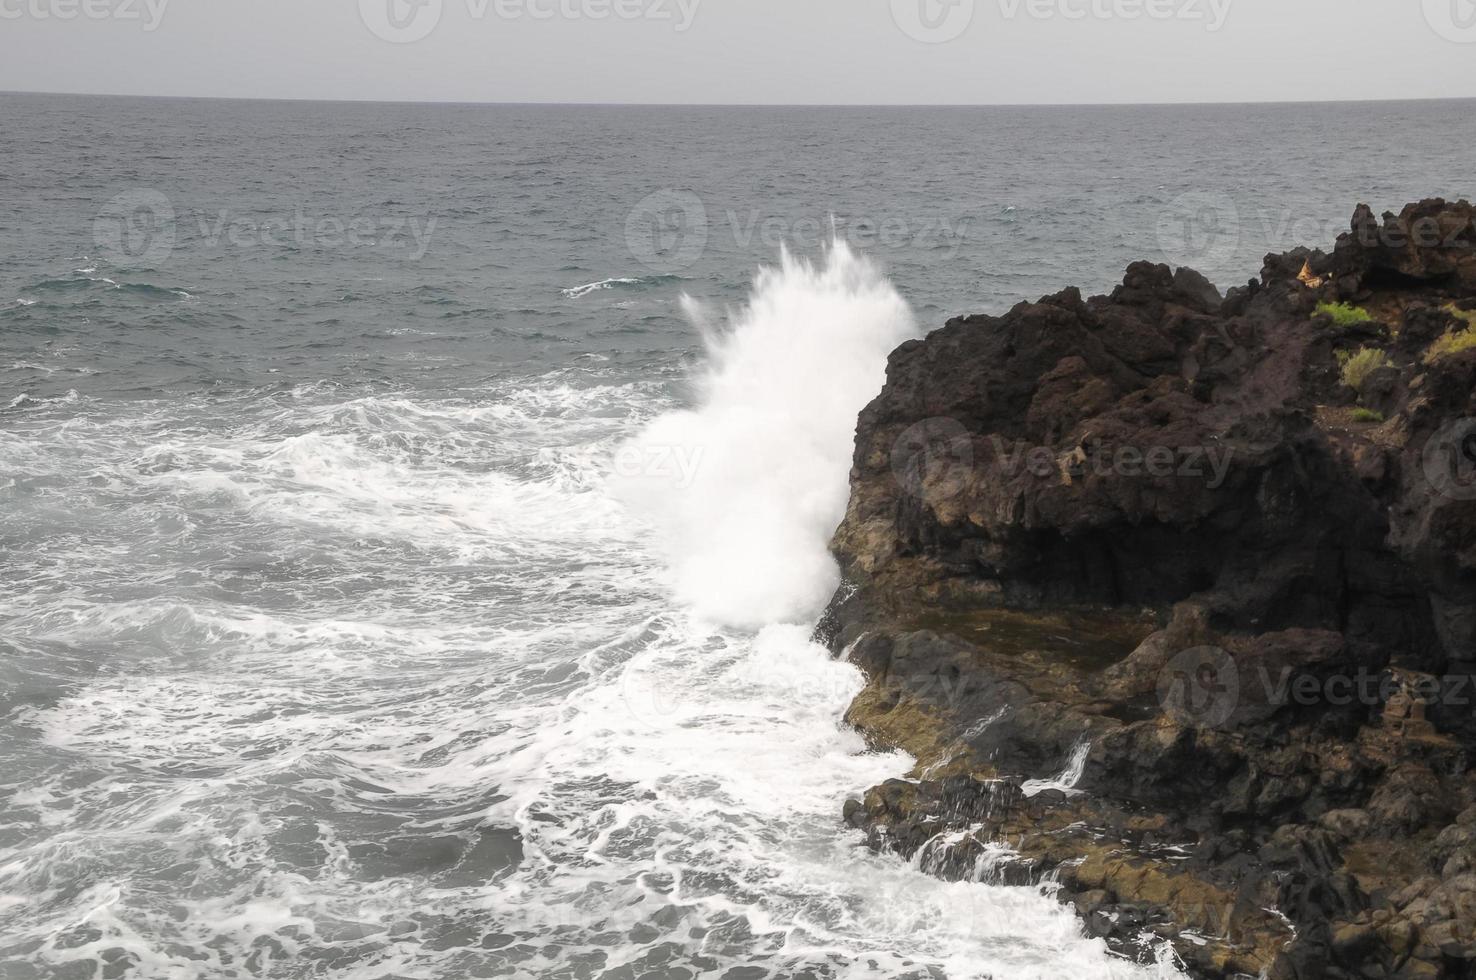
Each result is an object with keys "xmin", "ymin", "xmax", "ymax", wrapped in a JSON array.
[{"xmin": 823, "ymin": 201, "xmax": 1476, "ymax": 979}]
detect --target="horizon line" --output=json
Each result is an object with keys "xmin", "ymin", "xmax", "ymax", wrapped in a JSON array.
[{"xmin": 4, "ymin": 88, "xmax": 1476, "ymax": 110}]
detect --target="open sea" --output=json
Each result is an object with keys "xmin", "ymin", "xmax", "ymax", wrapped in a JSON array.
[{"xmin": 2, "ymin": 93, "xmax": 1474, "ymax": 979}]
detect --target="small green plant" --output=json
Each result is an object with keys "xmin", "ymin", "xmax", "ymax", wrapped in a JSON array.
[
  {"xmin": 1426, "ymin": 327, "xmax": 1476, "ymax": 364},
  {"xmin": 1351, "ymin": 408, "xmax": 1385, "ymax": 424},
  {"xmin": 1315, "ymin": 301, "xmax": 1376, "ymax": 329},
  {"xmin": 1422, "ymin": 304, "xmax": 1476, "ymax": 364},
  {"xmin": 1337, "ymin": 347, "xmax": 1391, "ymax": 391}
]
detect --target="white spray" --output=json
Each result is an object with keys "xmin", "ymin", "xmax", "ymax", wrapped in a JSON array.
[{"xmin": 614, "ymin": 242, "xmax": 918, "ymax": 629}]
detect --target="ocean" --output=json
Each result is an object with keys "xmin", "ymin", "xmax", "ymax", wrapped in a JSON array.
[{"xmin": 2, "ymin": 93, "xmax": 1473, "ymax": 979}]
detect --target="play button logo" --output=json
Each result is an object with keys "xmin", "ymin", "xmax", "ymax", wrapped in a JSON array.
[
  {"xmin": 1424, "ymin": 0, "xmax": 1476, "ymax": 41},
  {"xmin": 360, "ymin": 0, "xmax": 443, "ymax": 43}
]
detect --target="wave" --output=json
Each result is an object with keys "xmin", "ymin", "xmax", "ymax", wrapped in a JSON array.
[
  {"xmin": 0, "ymin": 351, "xmax": 1184, "ymax": 979},
  {"xmin": 27, "ymin": 277, "xmax": 191, "ymax": 299},
  {"xmin": 32, "ymin": 277, "xmax": 113, "ymax": 291},
  {"xmin": 560, "ymin": 275, "xmax": 677, "ymax": 299},
  {"xmin": 6, "ymin": 390, "xmax": 82, "ymax": 410},
  {"xmin": 612, "ymin": 241, "xmax": 918, "ymax": 629}
]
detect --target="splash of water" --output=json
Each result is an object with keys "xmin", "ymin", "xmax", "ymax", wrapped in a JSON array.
[
  {"xmin": 1022, "ymin": 740, "xmax": 1093, "ymax": 798},
  {"xmin": 613, "ymin": 242, "xmax": 917, "ymax": 629}
]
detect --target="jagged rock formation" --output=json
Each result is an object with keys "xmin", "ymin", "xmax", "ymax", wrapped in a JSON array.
[{"xmin": 822, "ymin": 201, "xmax": 1476, "ymax": 979}]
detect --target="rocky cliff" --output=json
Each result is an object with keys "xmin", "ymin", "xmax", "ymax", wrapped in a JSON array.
[{"xmin": 821, "ymin": 200, "xmax": 1476, "ymax": 979}]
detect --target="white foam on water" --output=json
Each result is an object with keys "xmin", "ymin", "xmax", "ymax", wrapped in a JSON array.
[
  {"xmin": 613, "ymin": 242, "xmax": 918, "ymax": 629},
  {"xmin": 561, "ymin": 277, "xmax": 648, "ymax": 299},
  {"xmin": 6, "ymin": 389, "xmax": 82, "ymax": 410},
  {"xmin": 0, "ymin": 247, "xmax": 1184, "ymax": 978}
]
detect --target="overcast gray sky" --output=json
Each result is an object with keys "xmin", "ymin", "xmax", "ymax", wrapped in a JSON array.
[{"xmin": 1, "ymin": 0, "xmax": 1474, "ymax": 105}]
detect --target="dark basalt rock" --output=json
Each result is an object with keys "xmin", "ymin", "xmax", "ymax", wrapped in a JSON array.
[{"xmin": 825, "ymin": 201, "xmax": 1476, "ymax": 979}]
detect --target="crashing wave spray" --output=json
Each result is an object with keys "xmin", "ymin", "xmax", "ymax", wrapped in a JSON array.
[{"xmin": 614, "ymin": 242, "xmax": 918, "ymax": 629}]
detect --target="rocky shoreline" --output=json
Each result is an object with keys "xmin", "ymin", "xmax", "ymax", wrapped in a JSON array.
[{"xmin": 821, "ymin": 201, "xmax": 1476, "ymax": 978}]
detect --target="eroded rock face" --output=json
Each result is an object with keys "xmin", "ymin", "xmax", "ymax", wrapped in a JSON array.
[{"xmin": 824, "ymin": 200, "xmax": 1476, "ymax": 979}]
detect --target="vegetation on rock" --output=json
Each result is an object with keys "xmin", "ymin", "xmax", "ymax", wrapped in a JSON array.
[
  {"xmin": 1337, "ymin": 347, "xmax": 1391, "ymax": 391},
  {"xmin": 1315, "ymin": 300, "xmax": 1376, "ymax": 328},
  {"xmin": 1425, "ymin": 306, "xmax": 1476, "ymax": 363}
]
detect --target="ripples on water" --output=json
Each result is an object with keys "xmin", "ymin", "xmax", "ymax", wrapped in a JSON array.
[
  {"xmin": 3, "ymin": 93, "xmax": 1475, "ymax": 979},
  {"xmin": 0, "ymin": 370, "xmax": 1176, "ymax": 979}
]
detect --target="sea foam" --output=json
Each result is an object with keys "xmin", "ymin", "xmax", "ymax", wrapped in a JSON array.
[{"xmin": 613, "ymin": 242, "xmax": 918, "ymax": 629}]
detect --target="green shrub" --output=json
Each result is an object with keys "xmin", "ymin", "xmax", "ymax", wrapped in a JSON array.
[
  {"xmin": 1351, "ymin": 408, "xmax": 1385, "ymax": 424},
  {"xmin": 1426, "ymin": 327, "xmax": 1476, "ymax": 364},
  {"xmin": 1315, "ymin": 301, "xmax": 1375, "ymax": 329},
  {"xmin": 1337, "ymin": 347, "xmax": 1391, "ymax": 391}
]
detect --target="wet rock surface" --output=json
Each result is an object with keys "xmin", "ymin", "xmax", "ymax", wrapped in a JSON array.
[{"xmin": 823, "ymin": 201, "xmax": 1476, "ymax": 978}]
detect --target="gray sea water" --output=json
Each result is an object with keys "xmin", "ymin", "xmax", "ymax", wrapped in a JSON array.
[{"xmin": 2, "ymin": 93, "xmax": 1474, "ymax": 980}]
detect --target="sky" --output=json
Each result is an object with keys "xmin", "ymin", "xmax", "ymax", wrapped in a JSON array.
[{"xmin": 1, "ymin": 0, "xmax": 1474, "ymax": 105}]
